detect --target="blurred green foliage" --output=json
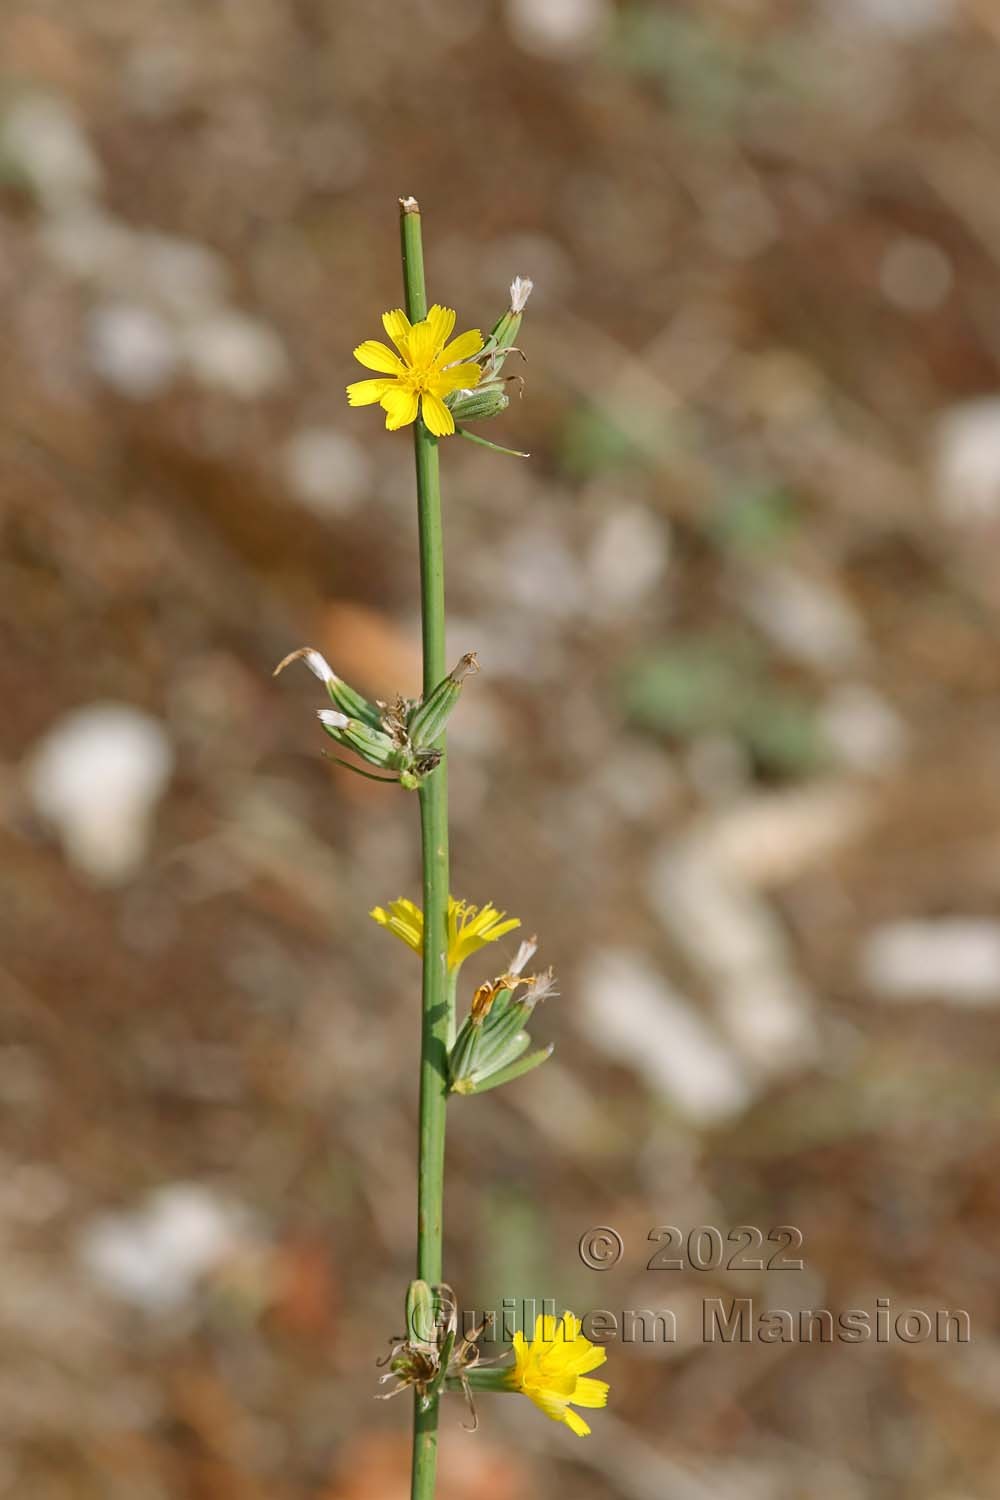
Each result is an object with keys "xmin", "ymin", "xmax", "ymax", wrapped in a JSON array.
[
  {"xmin": 707, "ymin": 483, "xmax": 801, "ymax": 555},
  {"xmin": 560, "ymin": 403, "xmax": 652, "ymax": 477},
  {"xmin": 476, "ymin": 1184, "xmax": 548, "ymax": 1344},
  {"xmin": 610, "ymin": 4, "xmax": 803, "ymax": 131},
  {"xmin": 622, "ymin": 631, "xmax": 827, "ymax": 777}
]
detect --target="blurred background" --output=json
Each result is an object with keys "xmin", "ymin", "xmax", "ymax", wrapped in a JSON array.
[{"xmin": 2, "ymin": 0, "xmax": 1000, "ymax": 1496}]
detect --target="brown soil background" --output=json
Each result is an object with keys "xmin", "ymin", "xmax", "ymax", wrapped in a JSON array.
[{"xmin": 2, "ymin": 2, "xmax": 999, "ymax": 1497}]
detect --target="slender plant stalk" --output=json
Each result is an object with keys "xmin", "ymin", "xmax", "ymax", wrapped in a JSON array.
[{"xmin": 401, "ymin": 196, "xmax": 450, "ymax": 1500}]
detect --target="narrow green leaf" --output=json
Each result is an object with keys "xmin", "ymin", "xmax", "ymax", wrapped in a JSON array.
[
  {"xmin": 422, "ymin": 1326, "xmax": 456, "ymax": 1408},
  {"xmin": 466, "ymin": 1044, "xmax": 553, "ymax": 1094},
  {"xmin": 320, "ymin": 752, "xmax": 401, "ymax": 784},
  {"xmin": 456, "ymin": 426, "xmax": 529, "ymax": 459}
]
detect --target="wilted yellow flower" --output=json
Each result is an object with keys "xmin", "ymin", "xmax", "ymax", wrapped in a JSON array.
[
  {"xmin": 506, "ymin": 1312, "xmax": 609, "ymax": 1437},
  {"xmin": 369, "ymin": 896, "xmax": 520, "ymax": 971},
  {"xmin": 346, "ymin": 305, "xmax": 484, "ymax": 437}
]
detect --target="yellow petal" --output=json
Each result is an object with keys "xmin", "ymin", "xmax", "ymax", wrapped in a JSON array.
[
  {"xmin": 447, "ymin": 899, "xmax": 467, "ymax": 957},
  {"xmin": 530, "ymin": 1386, "xmax": 572, "ymax": 1424},
  {"xmin": 381, "ymin": 385, "xmax": 419, "ymax": 430},
  {"xmin": 430, "ymin": 363, "xmax": 483, "ymax": 397},
  {"xmin": 465, "ymin": 905, "xmax": 519, "ymax": 942},
  {"xmin": 539, "ymin": 1367, "xmax": 578, "ymax": 1396},
  {"xmin": 389, "ymin": 897, "xmax": 422, "ymax": 925},
  {"xmin": 565, "ymin": 1342, "xmax": 608, "ymax": 1376},
  {"xmin": 407, "ymin": 305, "xmax": 456, "ymax": 366},
  {"xmin": 370, "ymin": 899, "xmax": 424, "ymax": 951},
  {"xmin": 510, "ymin": 1331, "xmax": 529, "ymax": 1372},
  {"xmin": 346, "ymin": 377, "xmax": 394, "ymax": 407},
  {"xmin": 563, "ymin": 1409, "xmax": 592, "ymax": 1437},
  {"xmin": 421, "ymin": 391, "xmax": 455, "ymax": 437},
  {"xmin": 572, "ymin": 1377, "xmax": 610, "ymax": 1409},
  {"xmin": 440, "ymin": 328, "xmax": 484, "ymax": 365},
  {"xmin": 425, "ymin": 304, "xmax": 457, "ymax": 352},
  {"xmin": 382, "ymin": 308, "xmax": 412, "ymax": 354},
  {"xmin": 353, "ymin": 340, "xmax": 405, "ymax": 374},
  {"xmin": 536, "ymin": 1341, "xmax": 579, "ymax": 1382},
  {"xmin": 536, "ymin": 1313, "xmax": 559, "ymax": 1344}
]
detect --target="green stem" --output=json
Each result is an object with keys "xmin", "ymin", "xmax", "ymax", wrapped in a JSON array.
[{"xmin": 402, "ymin": 196, "xmax": 451, "ymax": 1500}]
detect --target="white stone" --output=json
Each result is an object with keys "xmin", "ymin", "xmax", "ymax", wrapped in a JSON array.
[
  {"xmin": 821, "ymin": 0, "xmax": 954, "ymax": 35},
  {"xmin": 649, "ymin": 839, "xmax": 821, "ymax": 1071},
  {"xmin": 496, "ymin": 524, "xmax": 584, "ymax": 619},
  {"xmin": 181, "ymin": 312, "xmax": 288, "ymax": 398},
  {"xmin": 139, "ymin": 233, "xmax": 229, "ymax": 319},
  {"xmin": 41, "ymin": 213, "xmax": 228, "ymax": 323},
  {"xmin": 1, "ymin": 94, "xmax": 101, "ymax": 210},
  {"xmin": 651, "ymin": 842, "xmax": 790, "ymax": 979},
  {"xmin": 25, "ymin": 703, "xmax": 174, "ymax": 884},
  {"xmin": 87, "ymin": 302, "xmax": 179, "ymax": 398},
  {"xmin": 880, "ymin": 236, "xmax": 953, "ymax": 313},
  {"xmin": 820, "ymin": 682, "xmax": 907, "ymax": 773},
  {"xmin": 78, "ymin": 1183, "xmax": 248, "ymax": 1313},
  {"xmin": 737, "ymin": 565, "xmax": 866, "ymax": 669},
  {"xmin": 715, "ymin": 972, "xmax": 820, "ymax": 1075},
  {"xmin": 40, "ymin": 210, "xmax": 134, "ymax": 281},
  {"xmin": 577, "ymin": 950, "xmax": 752, "ymax": 1125},
  {"xmin": 932, "ymin": 398, "xmax": 1000, "ymax": 521},
  {"xmin": 862, "ymin": 919, "xmax": 1000, "ymax": 1005},
  {"xmin": 586, "ymin": 504, "xmax": 670, "ymax": 617},
  {"xmin": 699, "ymin": 784, "xmax": 871, "ymax": 886},
  {"xmin": 591, "ymin": 743, "xmax": 681, "ymax": 823},
  {"xmin": 505, "ymin": 0, "xmax": 611, "ymax": 57},
  {"xmin": 282, "ymin": 427, "xmax": 373, "ymax": 516}
]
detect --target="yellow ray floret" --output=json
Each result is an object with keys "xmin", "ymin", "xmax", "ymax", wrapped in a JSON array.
[
  {"xmin": 346, "ymin": 304, "xmax": 484, "ymax": 437},
  {"xmin": 369, "ymin": 895, "xmax": 520, "ymax": 971},
  {"xmin": 505, "ymin": 1311, "xmax": 609, "ymax": 1437}
]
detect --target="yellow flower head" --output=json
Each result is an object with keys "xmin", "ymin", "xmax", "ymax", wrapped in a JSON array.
[
  {"xmin": 506, "ymin": 1312, "xmax": 609, "ymax": 1438},
  {"xmin": 369, "ymin": 896, "xmax": 520, "ymax": 972},
  {"xmin": 347, "ymin": 305, "xmax": 484, "ymax": 438}
]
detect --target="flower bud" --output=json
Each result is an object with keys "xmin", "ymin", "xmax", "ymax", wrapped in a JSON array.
[
  {"xmin": 407, "ymin": 652, "xmax": 479, "ymax": 750},
  {"xmin": 448, "ymin": 386, "xmax": 510, "ymax": 424},
  {"xmin": 317, "ymin": 708, "xmax": 402, "ymax": 770},
  {"xmin": 510, "ymin": 276, "xmax": 533, "ymax": 314},
  {"xmin": 477, "ymin": 275, "xmax": 532, "ymax": 380},
  {"xmin": 406, "ymin": 1278, "xmax": 437, "ymax": 1346}
]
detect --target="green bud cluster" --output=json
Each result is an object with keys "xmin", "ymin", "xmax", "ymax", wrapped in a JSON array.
[
  {"xmin": 379, "ymin": 1280, "xmax": 459, "ymax": 1412},
  {"xmin": 448, "ymin": 970, "xmax": 555, "ymax": 1095},
  {"xmin": 277, "ymin": 645, "xmax": 477, "ymax": 789},
  {"xmin": 445, "ymin": 277, "xmax": 532, "ymax": 458}
]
